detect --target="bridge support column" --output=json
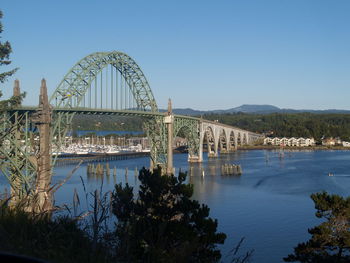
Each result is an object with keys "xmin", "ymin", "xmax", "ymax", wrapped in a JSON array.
[
  {"xmin": 229, "ymin": 145, "xmax": 237, "ymax": 152},
  {"xmin": 188, "ymin": 154, "xmax": 202, "ymax": 163},
  {"xmin": 164, "ymin": 99, "xmax": 174, "ymax": 175},
  {"xmin": 188, "ymin": 123, "xmax": 203, "ymax": 163},
  {"xmin": 208, "ymin": 152, "xmax": 217, "ymax": 158},
  {"xmin": 212, "ymin": 139, "xmax": 219, "ymax": 157},
  {"xmin": 188, "ymin": 145, "xmax": 203, "ymax": 162},
  {"xmin": 32, "ymin": 79, "xmax": 53, "ymax": 212},
  {"xmin": 220, "ymin": 149, "xmax": 229, "ymax": 154}
]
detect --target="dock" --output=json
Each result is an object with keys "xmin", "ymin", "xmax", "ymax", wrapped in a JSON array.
[{"xmin": 55, "ymin": 151, "xmax": 150, "ymax": 166}]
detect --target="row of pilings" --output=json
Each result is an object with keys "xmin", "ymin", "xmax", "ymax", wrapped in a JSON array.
[
  {"xmin": 187, "ymin": 164, "xmax": 243, "ymax": 177},
  {"xmin": 86, "ymin": 163, "xmax": 139, "ymax": 183},
  {"xmin": 86, "ymin": 162, "xmax": 242, "ymax": 181},
  {"xmin": 221, "ymin": 164, "xmax": 242, "ymax": 176}
]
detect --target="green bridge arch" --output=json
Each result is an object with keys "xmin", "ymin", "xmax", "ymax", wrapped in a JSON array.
[{"xmin": 50, "ymin": 51, "xmax": 158, "ymax": 112}]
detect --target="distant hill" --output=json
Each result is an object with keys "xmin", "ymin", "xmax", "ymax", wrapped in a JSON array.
[
  {"xmin": 166, "ymin": 108, "xmax": 207, "ymax": 116},
  {"xmin": 160, "ymin": 104, "xmax": 350, "ymax": 116},
  {"xmin": 213, "ymin": 104, "xmax": 281, "ymax": 114}
]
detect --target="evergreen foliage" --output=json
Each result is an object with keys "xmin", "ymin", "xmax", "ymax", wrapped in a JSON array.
[
  {"xmin": 112, "ymin": 167, "xmax": 227, "ymax": 262},
  {"xmin": 72, "ymin": 114, "xmax": 144, "ymax": 132},
  {"xmin": 0, "ymin": 10, "xmax": 24, "ymax": 109},
  {"xmin": 0, "ymin": 10, "xmax": 18, "ymax": 96},
  {"xmin": 0, "ymin": 204, "xmax": 112, "ymax": 263},
  {"xmin": 0, "ymin": 92, "xmax": 26, "ymax": 110},
  {"xmin": 284, "ymin": 191, "xmax": 350, "ymax": 263}
]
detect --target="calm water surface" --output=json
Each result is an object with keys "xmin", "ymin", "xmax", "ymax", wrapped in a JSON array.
[{"xmin": 5, "ymin": 150, "xmax": 350, "ymax": 262}]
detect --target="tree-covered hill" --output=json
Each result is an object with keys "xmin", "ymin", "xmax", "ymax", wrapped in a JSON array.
[
  {"xmin": 201, "ymin": 113, "xmax": 350, "ymax": 141},
  {"xmin": 72, "ymin": 115, "xmax": 144, "ymax": 132}
]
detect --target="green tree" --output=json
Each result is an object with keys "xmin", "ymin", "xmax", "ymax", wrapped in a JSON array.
[
  {"xmin": 284, "ymin": 191, "xmax": 350, "ymax": 263},
  {"xmin": 112, "ymin": 167, "xmax": 227, "ymax": 263},
  {"xmin": 0, "ymin": 10, "xmax": 18, "ymax": 96},
  {"xmin": 0, "ymin": 10, "xmax": 24, "ymax": 110}
]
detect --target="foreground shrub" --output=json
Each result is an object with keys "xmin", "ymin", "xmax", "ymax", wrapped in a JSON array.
[
  {"xmin": 0, "ymin": 204, "xmax": 112, "ymax": 263},
  {"xmin": 284, "ymin": 191, "xmax": 350, "ymax": 263},
  {"xmin": 112, "ymin": 167, "xmax": 227, "ymax": 263}
]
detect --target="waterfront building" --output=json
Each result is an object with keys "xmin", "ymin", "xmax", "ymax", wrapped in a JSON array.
[
  {"xmin": 342, "ymin": 141, "xmax": 350, "ymax": 147},
  {"xmin": 305, "ymin": 138, "xmax": 315, "ymax": 146},
  {"xmin": 321, "ymin": 137, "xmax": 342, "ymax": 146},
  {"xmin": 280, "ymin": 137, "xmax": 289, "ymax": 146},
  {"xmin": 298, "ymin": 137, "xmax": 306, "ymax": 147},
  {"xmin": 272, "ymin": 137, "xmax": 281, "ymax": 145},
  {"xmin": 289, "ymin": 137, "xmax": 298, "ymax": 146},
  {"xmin": 263, "ymin": 137, "xmax": 315, "ymax": 147},
  {"xmin": 264, "ymin": 137, "xmax": 273, "ymax": 145}
]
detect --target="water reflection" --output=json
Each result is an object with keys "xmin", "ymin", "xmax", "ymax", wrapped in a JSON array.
[{"xmin": 2, "ymin": 150, "xmax": 350, "ymax": 262}]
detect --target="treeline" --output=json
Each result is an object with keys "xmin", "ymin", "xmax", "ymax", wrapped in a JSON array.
[
  {"xmin": 72, "ymin": 115, "xmax": 144, "ymax": 131},
  {"xmin": 72, "ymin": 112, "xmax": 350, "ymax": 142},
  {"xmin": 201, "ymin": 113, "xmax": 350, "ymax": 141}
]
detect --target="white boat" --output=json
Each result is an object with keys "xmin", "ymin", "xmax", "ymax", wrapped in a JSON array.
[{"xmin": 105, "ymin": 146, "xmax": 120, "ymax": 154}]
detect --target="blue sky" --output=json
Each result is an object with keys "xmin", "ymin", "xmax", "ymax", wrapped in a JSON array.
[{"xmin": 1, "ymin": 0, "xmax": 349, "ymax": 110}]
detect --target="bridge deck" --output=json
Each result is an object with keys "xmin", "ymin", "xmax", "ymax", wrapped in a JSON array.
[{"xmin": 6, "ymin": 106, "xmax": 261, "ymax": 136}]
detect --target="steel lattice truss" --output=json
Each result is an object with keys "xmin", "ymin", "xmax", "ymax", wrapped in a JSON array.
[
  {"xmin": 0, "ymin": 110, "xmax": 37, "ymax": 198},
  {"xmin": 50, "ymin": 51, "xmax": 158, "ymax": 112},
  {"xmin": 174, "ymin": 117, "xmax": 200, "ymax": 158}
]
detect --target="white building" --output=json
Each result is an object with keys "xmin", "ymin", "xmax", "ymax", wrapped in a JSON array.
[
  {"xmin": 342, "ymin": 141, "xmax": 350, "ymax": 147},
  {"xmin": 280, "ymin": 137, "xmax": 289, "ymax": 146},
  {"xmin": 264, "ymin": 137, "xmax": 315, "ymax": 147},
  {"xmin": 289, "ymin": 137, "xmax": 298, "ymax": 146}
]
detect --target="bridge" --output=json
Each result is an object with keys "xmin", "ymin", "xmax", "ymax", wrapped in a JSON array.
[{"xmin": 0, "ymin": 51, "xmax": 263, "ymax": 196}]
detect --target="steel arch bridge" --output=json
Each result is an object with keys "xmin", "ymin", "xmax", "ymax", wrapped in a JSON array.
[{"xmin": 0, "ymin": 51, "xmax": 263, "ymax": 195}]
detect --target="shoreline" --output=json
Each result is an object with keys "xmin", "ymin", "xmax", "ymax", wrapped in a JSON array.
[{"xmin": 238, "ymin": 145, "xmax": 350, "ymax": 151}]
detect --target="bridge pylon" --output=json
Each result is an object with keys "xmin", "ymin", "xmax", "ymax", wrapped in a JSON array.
[
  {"xmin": 163, "ymin": 99, "xmax": 173, "ymax": 175},
  {"xmin": 31, "ymin": 79, "xmax": 53, "ymax": 211}
]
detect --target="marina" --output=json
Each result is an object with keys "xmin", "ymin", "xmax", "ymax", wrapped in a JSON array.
[{"xmin": 53, "ymin": 135, "xmax": 149, "ymax": 156}]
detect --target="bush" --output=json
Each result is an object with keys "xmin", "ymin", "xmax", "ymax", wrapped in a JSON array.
[
  {"xmin": 0, "ymin": 204, "xmax": 112, "ymax": 263},
  {"xmin": 284, "ymin": 191, "xmax": 350, "ymax": 263},
  {"xmin": 112, "ymin": 167, "xmax": 226, "ymax": 263}
]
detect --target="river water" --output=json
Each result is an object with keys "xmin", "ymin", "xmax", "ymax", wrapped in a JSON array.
[{"xmin": 4, "ymin": 150, "xmax": 350, "ymax": 262}]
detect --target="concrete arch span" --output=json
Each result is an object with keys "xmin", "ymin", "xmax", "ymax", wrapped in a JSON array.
[
  {"xmin": 243, "ymin": 133, "xmax": 248, "ymax": 145},
  {"xmin": 237, "ymin": 132, "xmax": 242, "ymax": 146},
  {"xmin": 218, "ymin": 129, "xmax": 229, "ymax": 153},
  {"xmin": 202, "ymin": 126, "xmax": 216, "ymax": 158},
  {"xmin": 229, "ymin": 131, "xmax": 237, "ymax": 151},
  {"xmin": 174, "ymin": 118, "xmax": 200, "ymax": 162}
]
